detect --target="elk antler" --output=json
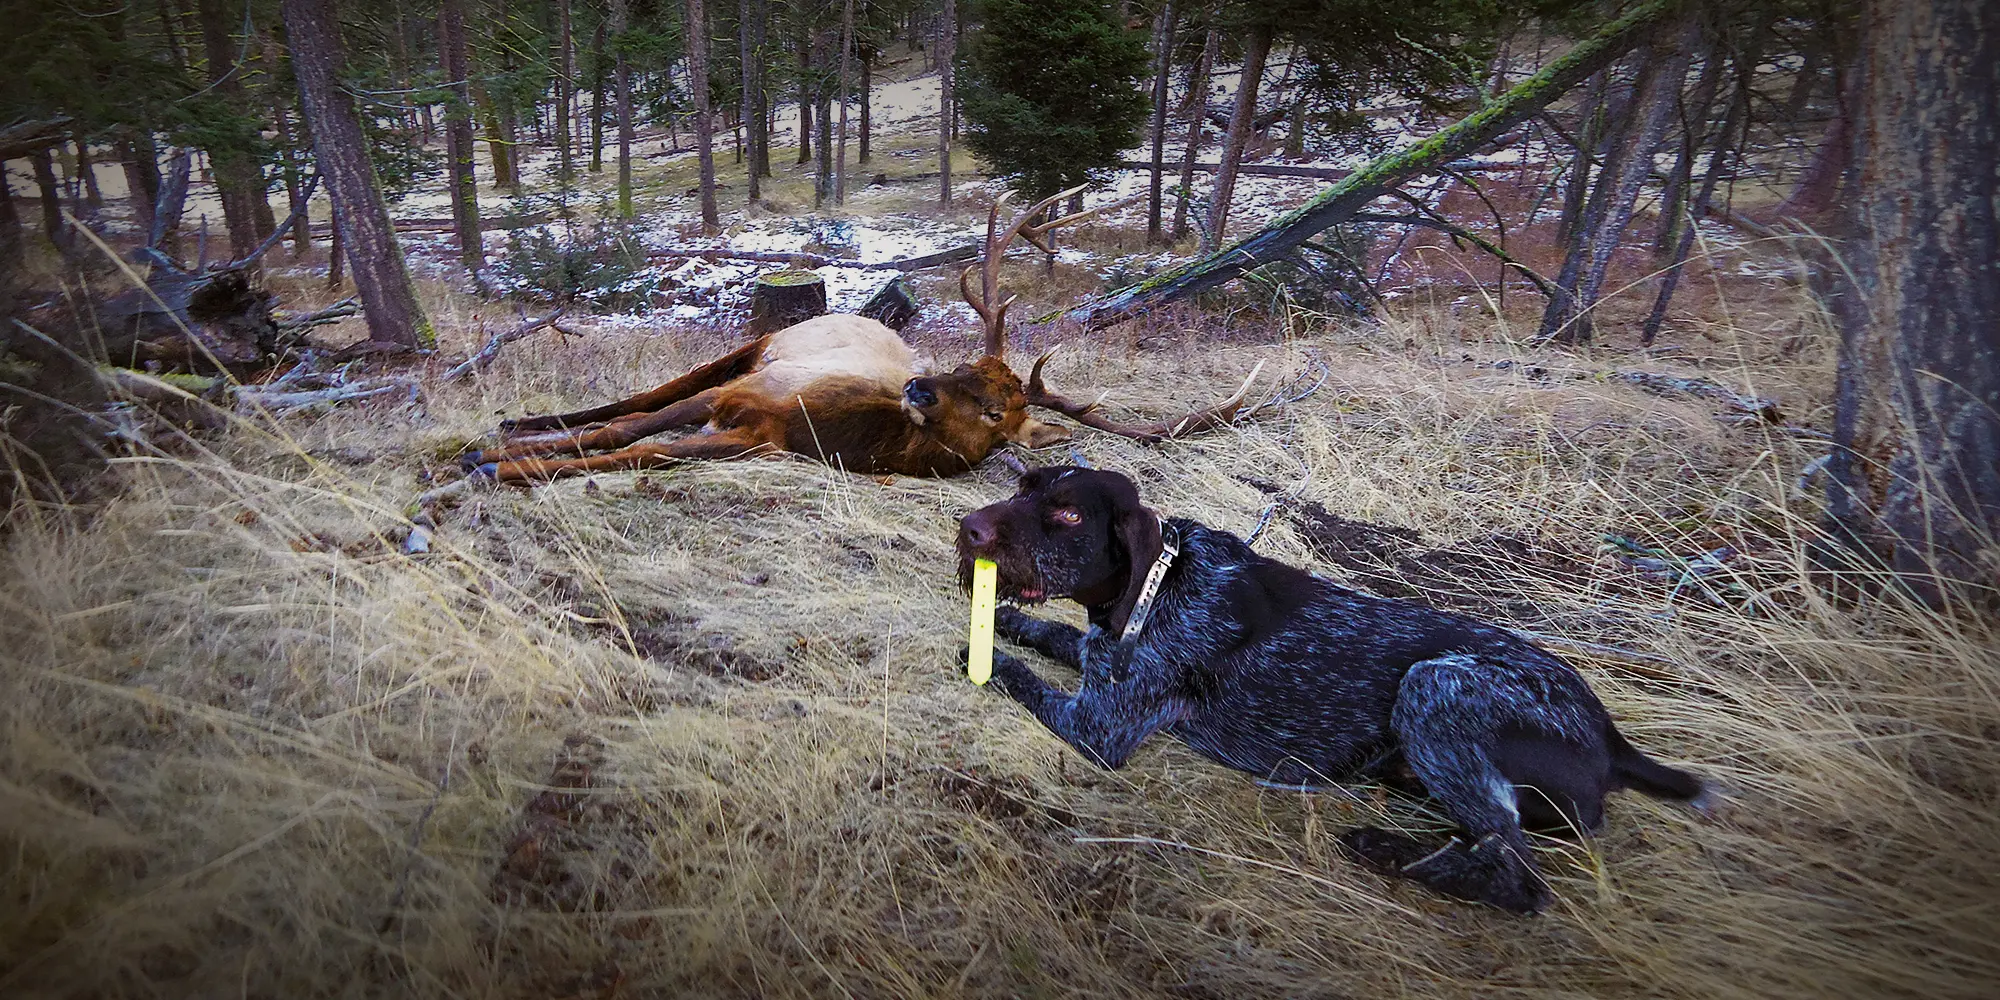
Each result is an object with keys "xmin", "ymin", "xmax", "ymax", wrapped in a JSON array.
[
  {"xmin": 962, "ymin": 183, "xmax": 1092, "ymax": 357},
  {"xmin": 1026, "ymin": 346, "xmax": 1267, "ymax": 444}
]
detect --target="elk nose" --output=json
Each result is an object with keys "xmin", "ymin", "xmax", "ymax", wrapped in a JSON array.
[
  {"xmin": 904, "ymin": 379, "xmax": 937, "ymax": 408},
  {"xmin": 960, "ymin": 509, "xmax": 1000, "ymax": 551}
]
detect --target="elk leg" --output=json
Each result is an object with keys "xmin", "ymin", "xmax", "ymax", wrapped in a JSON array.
[
  {"xmin": 477, "ymin": 426, "xmax": 780, "ymax": 483},
  {"xmin": 466, "ymin": 388, "xmax": 725, "ymax": 468},
  {"xmin": 501, "ymin": 336, "xmax": 768, "ymax": 434}
]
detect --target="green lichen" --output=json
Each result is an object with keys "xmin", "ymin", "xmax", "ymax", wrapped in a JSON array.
[{"xmin": 761, "ymin": 269, "xmax": 823, "ymax": 286}]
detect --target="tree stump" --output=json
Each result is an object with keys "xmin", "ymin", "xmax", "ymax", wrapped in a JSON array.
[
  {"xmin": 748, "ymin": 269, "xmax": 828, "ymax": 333},
  {"xmin": 859, "ymin": 276, "xmax": 919, "ymax": 330}
]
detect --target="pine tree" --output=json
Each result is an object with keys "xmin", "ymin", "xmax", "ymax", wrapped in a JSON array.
[{"xmin": 958, "ymin": 0, "xmax": 1151, "ymax": 200}]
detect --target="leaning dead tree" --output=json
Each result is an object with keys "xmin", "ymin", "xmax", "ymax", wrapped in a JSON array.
[{"xmin": 1061, "ymin": 0, "xmax": 1679, "ymax": 330}]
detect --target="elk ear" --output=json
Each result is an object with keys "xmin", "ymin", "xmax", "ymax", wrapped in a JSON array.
[
  {"xmin": 1009, "ymin": 416, "xmax": 1071, "ymax": 449},
  {"xmin": 1104, "ymin": 496, "xmax": 1164, "ymax": 638}
]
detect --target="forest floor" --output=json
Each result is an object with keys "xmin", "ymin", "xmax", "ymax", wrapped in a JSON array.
[{"xmin": 3, "ymin": 47, "xmax": 1995, "ymax": 1000}]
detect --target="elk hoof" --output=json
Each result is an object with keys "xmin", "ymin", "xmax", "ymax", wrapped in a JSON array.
[
  {"xmin": 458, "ymin": 450, "xmax": 485, "ymax": 472},
  {"xmin": 470, "ymin": 462, "xmax": 501, "ymax": 481}
]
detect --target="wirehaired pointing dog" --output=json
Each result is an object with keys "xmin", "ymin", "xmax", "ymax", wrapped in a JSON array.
[{"xmin": 956, "ymin": 467, "xmax": 1706, "ymax": 913}]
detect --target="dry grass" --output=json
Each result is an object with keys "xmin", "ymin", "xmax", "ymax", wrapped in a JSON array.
[{"xmin": 1, "ymin": 266, "xmax": 1995, "ymax": 1000}]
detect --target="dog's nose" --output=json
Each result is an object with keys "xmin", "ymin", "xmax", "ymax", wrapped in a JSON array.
[
  {"xmin": 960, "ymin": 509, "xmax": 999, "ymax": 550},
  {"xmin": 904, "ymin": 379, "xmax": 937, "ymax": 408}
]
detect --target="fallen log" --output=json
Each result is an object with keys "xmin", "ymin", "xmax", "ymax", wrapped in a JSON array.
[
  {"xmin": 1062, "ymin": 0, "xmax": 1679, "ymax": 330},
  {"xmin": 1119, "ymin": 160, "xmax": 1353, "ymax": 181},
  {"xmin": 1113, "ymin": 157, "xmax": 1523, "ymax": 181},
  {"xmin": 646, "ymin": 244, "xmax": 982, "ymax": 272},
  {"xmin": 301, "ymin": 213, "xmax": 555, "ymax": 237}
]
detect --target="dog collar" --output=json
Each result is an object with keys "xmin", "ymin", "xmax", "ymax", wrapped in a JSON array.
[{"xmin": 1118, "ymin": 515, "xmax": 1180, "ymax": 643}]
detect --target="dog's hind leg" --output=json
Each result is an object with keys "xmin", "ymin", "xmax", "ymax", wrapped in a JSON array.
[{"xmin": 1339, "ymin": 654, "xmax": 1552, "ymax": 914}]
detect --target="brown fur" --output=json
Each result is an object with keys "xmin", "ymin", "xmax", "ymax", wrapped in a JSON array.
[{"xmin": 469, "ymin": 315, "xmax": 1069, "ymax": 482}]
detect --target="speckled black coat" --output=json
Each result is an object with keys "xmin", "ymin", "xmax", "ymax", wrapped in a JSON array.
[{"xmin": 958, "ymin": 468, "xmax": 1706, "ymax": 913}]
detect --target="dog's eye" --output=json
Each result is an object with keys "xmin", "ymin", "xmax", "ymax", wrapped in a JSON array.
[{"xmin": 1050, "ymin": 508, "xmax": 1082, "ymax": 526}]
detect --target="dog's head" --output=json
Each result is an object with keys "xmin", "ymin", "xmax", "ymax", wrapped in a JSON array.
[{"xmin": 956, "ymin": 467, "xmax": 1164, "ymax": 627}]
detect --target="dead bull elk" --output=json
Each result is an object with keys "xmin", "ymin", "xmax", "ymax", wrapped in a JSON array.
[{"xmin": 459, "ymin": 187, "xmax": 1262, "ymax": 484}]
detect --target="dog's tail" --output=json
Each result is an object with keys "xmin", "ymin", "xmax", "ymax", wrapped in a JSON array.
[{"xmin": 1607, "ymin": 725, "xmax": 1706, "ymax": 803}]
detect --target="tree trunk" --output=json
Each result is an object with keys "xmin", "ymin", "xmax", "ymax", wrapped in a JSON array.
[
  {"xmin": 814, "ymin": 29, "xmax": 833, "ymax": 208},
  {"xmin": 835, "ymin": 0, "xmax": 853, "ymax": 205},
  {"xmin": 152, "ymin": 148, "xmax": 192, "ymax": 257},
  {"xmin": 281, "ymin": 0, "xmax": 433, "ymax": 349},
  {"xmin": 741, "ymin": 0, "xmax": 759, "ymax": 203},
  {"xmin": 1145, "ymin": 2, "xmax": 1178, "ymax": 244},
  {"xmin": 752, "ymin": 0, "xmax": 770, "ymax": 181},
  {"xmin": 270, "ymin": 105, "xmax": 311, "ymax": 260},
  {"xmin": 557, "ymin": 0, "xmax": 574, "ymax": 183},
  {"xmin": 1172, "ymin": 18, "xmax": 1219, "ymax": 242},
  {"xmin": 937, "ymin": 0, "xmax": 956, "ymax": 206},
  {"xmin": 259, "ymin": 31, "xmax": 311, "ymax": 260},
  {"xmin": 118, "ymin": 136, "xmax": 161, "ymax": 237},
  {"xmin": 326, "ymin": 211, "xmax": 343, "ymax": 290},
  {"xmin": 859, "ymin": 49, "xmax": 871, "ymax": 163},
  {"xmin": 1539, "ymin": 18, "xmax": 1692, "ymax": 345},
  {"xmin": 197, "ymin": 0, "xmax": 271, "ymax": 256},
  {"xmin": 1202, "ymin": 23, "xmax": 1272, "ymax": 253},
  {"xmin": 1777, "ymin": 39, "xmax": 1854, "ymax": 224},
  {"xmin": 590, "ymin": 20, "xmax": 607, "ymax": 172},
  {"xmin": 76, "ymin": 142, "xmax": 103, "ymax": 208},
  {"xmin": 797, "ymin": 30, "xmax": 813, "ymax": 164},
  {"xmin": 1643, "ymin": 40, "xmax": 1753, "ymax": 345},
  {"xmin": 440, "ymin": 0, "xmax": 482, "ymax": 275},
  {"xmin": 0, "ymin": 169, "xmax": 19, "ymax": 274},
  {"xmin": 31, "ymin": 150, "xmax": 65, "ymax": 245},
  {"xmin": 1826, "ymin": 0, "xmax": 2000, "ymax": 601},
  {"xmin": 687, "ymin": 0, "xmax": 719, "ymax": 230},
  {"xmin": 481, "ymin": 105, "xmax": 516, "ymax": 190},
  {"xmin": 1554, "ymin": 71, "xmax": 1608, "ymax": 246},
  {"xmin": 1650, "ymin": 33, "xmax": 1728, "ymax": 255},
  {"xmin": 612, "ymin": 0, "xmax": 634, "ymax": 217},
  {"xmin": 1067, "ymin": 0, "xmax": 1678, "ymax": 329}
]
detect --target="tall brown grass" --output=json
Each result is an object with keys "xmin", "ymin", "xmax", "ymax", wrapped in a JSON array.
[{"xmin": 1, "ymin": 270, "xmax": 1993, "ymax": 999}]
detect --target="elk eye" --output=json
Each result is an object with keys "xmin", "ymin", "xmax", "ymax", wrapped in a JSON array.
[
  {"xmin": 982, "ymin": 410, "xmax": 1003, "ymax": 423},
  {"xmin": 1050, "ymin": 508, "xmax": 1082, "ymax": 526}
]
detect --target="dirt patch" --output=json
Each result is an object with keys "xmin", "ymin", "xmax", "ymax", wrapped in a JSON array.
[
  {"xmin": 598, "ymin": 610, "xmax": 783, "ymax": 682},
  {"xmin": 1248, "ymin": 479, "xmax": 1605, "ymax": 627},
  {"xmin": 490, "ymin": 734, "xmax": 629, "ymax": 911},
  {"xmin": 931, "ymin": 766, "xmax": 1081, "ymax": 831}
]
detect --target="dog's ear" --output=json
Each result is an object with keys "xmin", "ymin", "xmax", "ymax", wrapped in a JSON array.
[{"xmin": 1104, "ymin": 483, "xmax": 1164, "ymax": 638}]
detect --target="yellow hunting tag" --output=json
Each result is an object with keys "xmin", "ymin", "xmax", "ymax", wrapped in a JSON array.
[{"xmin": 967, "ymin": 559, "xmax": 997, "ymax": 685}]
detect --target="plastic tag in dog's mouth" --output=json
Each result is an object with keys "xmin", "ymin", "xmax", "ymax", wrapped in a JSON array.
[{"xmin": 967, "ymin": 559, "xmax": 997, "ymax": 685}]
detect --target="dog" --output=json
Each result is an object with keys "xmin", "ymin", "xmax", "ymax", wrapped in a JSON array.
[{"xmin": 955, "ymin": 467, "xmax": 1707, "ymax": 913}]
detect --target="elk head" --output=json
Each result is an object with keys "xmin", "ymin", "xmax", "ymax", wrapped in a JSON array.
[
  {"xmin": 959, "ymin": 186, "xmax": 1267, "ymax": 449},
  {"xmin": 902, "ymin": 355, "xmax": 1071, "ymax": 455}
]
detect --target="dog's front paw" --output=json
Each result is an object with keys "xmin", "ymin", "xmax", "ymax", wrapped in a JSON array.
[
  {"xmin": 993, "ymin": 606, "xmax": 1041, "ymax": 643},
  {"xmin": 959, "ymin": 646, "xmax": 1030, "ymax": 691}
]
